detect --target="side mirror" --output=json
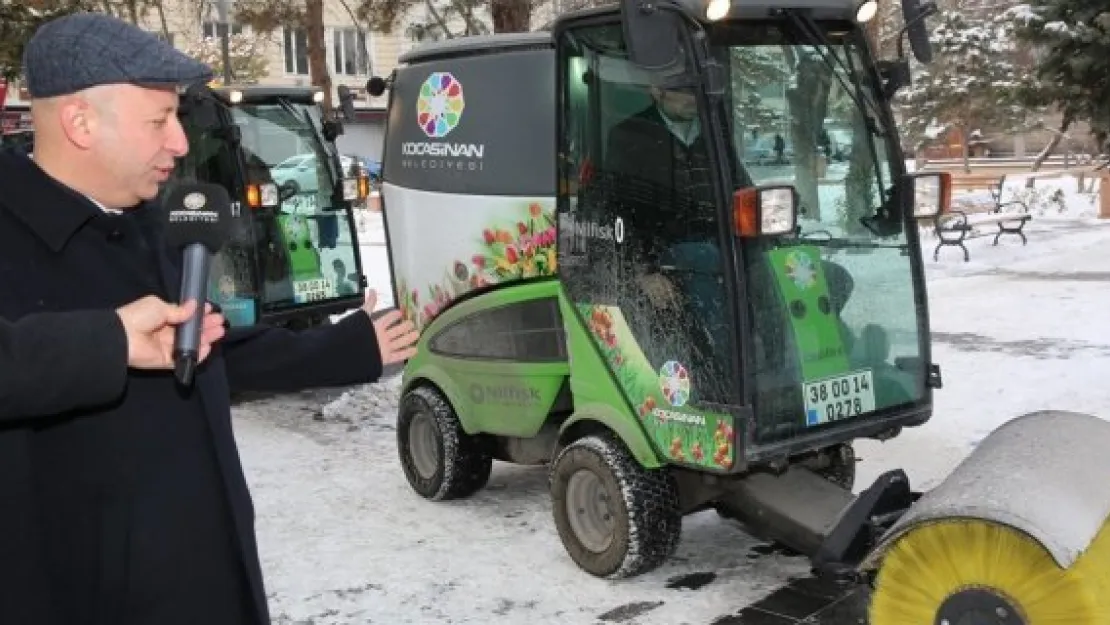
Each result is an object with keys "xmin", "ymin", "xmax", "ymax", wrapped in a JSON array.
[
  {"xmin": 876, "ymin": 59, "xmax": 912, "ymax": 100},
  {"xmin": 322, "ymin": 119, "xmax": 343, "ymax": 141},
  {"xmin": 733, "ymin": 185, "xmax": 799, "ymax": 237},
  {"xmin": 908, "ymin": 171, "xmax": 950, "ymax": 218},
  {"xmin": 279, "ymin": 181, "xmax": 299, "ymax": 202},
  {"xmin": 367, "ymin": 76, "xmax": 388, "ymax": 97},
  {"xmin": 337, "ymin": 85, "xmax": 358, "ymax": 121},
  {"xmin": 618, "ymin": 0, "xmax": 682, "ymax": 70},
  {"xmin": 900, "ymin": 0, "xmax": 937, "ymax": 64}
]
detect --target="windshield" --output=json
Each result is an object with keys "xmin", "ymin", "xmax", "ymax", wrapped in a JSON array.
[
  {"xmin": 169, "ymin": 97, "xmax": 363, "ymax": 324},
  {"xmin": 712, "ymin": 21, "xmax": 926, "ymax": 444},
  {"xmin": 231, "ymin": 101, "xmax": 341, "ymax": 212},
  {"xmin": 230, "ymin": 101, "xmax": 363, "ymax": 313}
]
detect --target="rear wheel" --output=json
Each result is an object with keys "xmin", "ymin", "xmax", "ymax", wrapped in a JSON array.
[
  {"xmin": 397, "ymin": 385, "xmax": 492, "ymax": 500},
  {"xmin": 549, "ymin": 432, "xmax": 681, "ymax": 578}
]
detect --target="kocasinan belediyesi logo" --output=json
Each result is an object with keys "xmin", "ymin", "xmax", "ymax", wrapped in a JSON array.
[
  {"xmin": 168, "ymin": 190, "xmax": 220, "ymax": 223},
  {"xmin": 400, "ymin": 71, "xmax": 486, "ymax": 171}
]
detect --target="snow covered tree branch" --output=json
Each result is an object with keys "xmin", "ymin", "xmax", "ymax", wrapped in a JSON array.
[
  {"xmin": 893, "ymin": 10, "xmax": 1040, "ymax": 169},
  {"xmin": 1005, "ymin": 0, "xmax": 1110, "ymax": 152},
  {"xmin": 182, "ymin": 33, "xmax": 271, "ymax": 85}
]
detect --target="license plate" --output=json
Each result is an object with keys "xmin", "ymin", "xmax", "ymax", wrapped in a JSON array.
[
  {"xmin": 802, "ymin": 369, "xmax": 876, "ymax": 426},
  {"xmin": 294, "ymin": 278, "xmax": 332, "ymax": 303}
]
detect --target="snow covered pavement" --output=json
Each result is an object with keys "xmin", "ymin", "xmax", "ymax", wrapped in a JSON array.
[{"xmin": 233, "ymin": 189, "xmax": 1110, "ymax": 624}]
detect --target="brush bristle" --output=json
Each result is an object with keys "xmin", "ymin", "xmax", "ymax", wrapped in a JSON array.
[{"xmin": 869, "ymin": 518, "xmax": 1110, "ymax": 624}]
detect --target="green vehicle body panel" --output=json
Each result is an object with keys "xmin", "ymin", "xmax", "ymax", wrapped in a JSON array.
[
  {"xmin": 400, "ymin": 279, "xmax": 661, "ymax": 468},
  {"xmin": 556, "ymin": 289, "xmax": 662, "ymax": 468},
  {"xmin": 276, "ymin": 214, "xmax": 324, "ymax": 282},
  {"xmin": 766, "ymin": 245, "xmax": 852, "ymax": 381}
]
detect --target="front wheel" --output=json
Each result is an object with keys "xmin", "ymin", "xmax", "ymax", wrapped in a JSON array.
[
  {"xmin": 549, "ymin": 433, "xmax": 682, "ymax": 578},
  {"xmin": 397, "ymin": 385, "xmax": 492, "ymax": 500}
]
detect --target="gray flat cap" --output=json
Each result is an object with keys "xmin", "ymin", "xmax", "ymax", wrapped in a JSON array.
[{"xmin": 23, "ymin": 12, "xmax": 214, "ymax": 98}]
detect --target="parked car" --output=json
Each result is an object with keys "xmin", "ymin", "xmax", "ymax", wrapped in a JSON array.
[{"xmin": 271, "ymin": 152, "xmax": 357, "ymax": 196}]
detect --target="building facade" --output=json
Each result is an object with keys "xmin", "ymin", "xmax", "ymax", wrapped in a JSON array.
[{"xmin": 2, "ymin": 0, "xmax": 429, "ymax": 162}]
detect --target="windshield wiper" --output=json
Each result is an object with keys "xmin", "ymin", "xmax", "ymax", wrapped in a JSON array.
[
  {"xmin": 798, "ymin": 232, "xmax": 906, "ymax": 251},
  {"xmin": 780, "ymin": 9, "xmax": 885, "ymax": 139},
  {"xmin": 782, "ymin": 9, "xmax": 899, "ymax": 237},
  {"xmin": 275, "ymin": 96, "xmax": 341, "ymax": 185}
]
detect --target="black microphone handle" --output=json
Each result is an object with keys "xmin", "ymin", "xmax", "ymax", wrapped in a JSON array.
[{"xmin": 173, "ymin": 243, "xmax": 211, "ymax": 386}]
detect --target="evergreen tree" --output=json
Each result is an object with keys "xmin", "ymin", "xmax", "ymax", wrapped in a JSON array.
[
  {"xmin": 1005, "ymin": 0, "xmax": 1110, "ymax": 152},
  {"xmin": 0, "ymin": 0, "xmax": 95, "ymax": 82},
  {"xmin": 894, "ymin": 10, "xmax": 1033, "ymax": 169}
]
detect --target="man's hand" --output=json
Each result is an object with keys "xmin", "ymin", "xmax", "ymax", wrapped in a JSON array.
[
  {"xmin": 116, "ymin": 296, "xmax": 226, "ymax": 370},
  {"xmin": 361, "ymin": 290, "xmax": 419, "ymax": 365}
]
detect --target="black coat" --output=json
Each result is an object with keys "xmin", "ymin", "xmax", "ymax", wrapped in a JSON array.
[
  {"xmin": 0, "ymin": 150, "xmax": 385, "ymax": 625},
  {"xmin": 0, "ymin": 308, "xmax": 129, "ymax": 418},
  {"xmin": 602, "ymin": 104, "xmax": 718, "ymax": 264}
]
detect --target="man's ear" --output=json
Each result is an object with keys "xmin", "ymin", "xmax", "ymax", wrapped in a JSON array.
[{"xmin": 58, "ymin": 97, "xmax": 98, "ymax": 150}]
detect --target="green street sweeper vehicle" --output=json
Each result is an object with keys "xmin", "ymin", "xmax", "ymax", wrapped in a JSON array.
[
  {"xmin": 370, "ymin": 0, "xmax": 1110, "ymax": 621},
  {"xmin": 165, "ymin": 84, "xmax": 372, "ymax": 329}
]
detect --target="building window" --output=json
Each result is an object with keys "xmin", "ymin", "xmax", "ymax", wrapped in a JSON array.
[
  {"xmin": 332, "ymin": 27, "xmax": 369, "ymax": 76},
  {"xmin": 202, "ymin": 20, "xmax": 243, "ymax": 39},
  {"xmin": 283, "ymin": 27, "xmax": 309, "ymax": 75}
]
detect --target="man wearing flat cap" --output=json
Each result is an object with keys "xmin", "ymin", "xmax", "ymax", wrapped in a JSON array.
[{"xmin": 0, "ymin": 12, "xmax": 418, "ymax": 625}]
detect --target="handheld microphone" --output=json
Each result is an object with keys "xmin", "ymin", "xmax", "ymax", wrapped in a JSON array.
[{"xmin": 162, "ymin": 182, "xmax": 232, "ymax": 386}]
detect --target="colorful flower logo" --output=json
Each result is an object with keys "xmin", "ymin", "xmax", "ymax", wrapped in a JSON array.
[
  {"xmin": 417, "ymin": 72, "xmax": 465, "ymax": 138},
  {"xmin": 283, "ymin": 215, "xmax": 309, "ymax": 242},
  {"xmin": 659, "ymin": 360, "xmax": 691, "ymax": 407},
  {"xmin": 784, "ymin": 250, "xmax": 817, "ymax": 290}
]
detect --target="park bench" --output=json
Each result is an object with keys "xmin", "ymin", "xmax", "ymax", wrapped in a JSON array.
[{"xmin": 929, "ymin": 174, "xmax": 1032, "ymax": 262}]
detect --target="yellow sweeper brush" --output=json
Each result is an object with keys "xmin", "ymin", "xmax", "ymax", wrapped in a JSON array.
[{"xmin": 860, "ymin": 410, "xmax": 1110, "ymax": 625}]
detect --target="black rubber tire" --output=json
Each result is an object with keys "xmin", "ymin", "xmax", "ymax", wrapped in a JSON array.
[
  {"xmin": 549, "ymin": 432, "xmax": 682, "ymax": 578},
  {"xmin": 397, "ymin": 385, "xmax": 492, "ymax": 501}
]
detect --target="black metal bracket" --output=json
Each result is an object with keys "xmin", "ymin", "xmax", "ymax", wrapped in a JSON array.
[
  {"xmin": 810, "ymin": 469, "xmax": 917, "ymax": 578},
  {"xmin": 928, "ymin": 362, "xmax": 943, "ymax": 389}
]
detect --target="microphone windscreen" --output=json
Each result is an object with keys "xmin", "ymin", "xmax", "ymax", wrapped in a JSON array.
[{"xmin": 162, "ymin": 182, "xmax": 233, "ymax": 252}]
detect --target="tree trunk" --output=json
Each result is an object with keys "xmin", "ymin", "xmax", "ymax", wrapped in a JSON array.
[
  {"xmin": 786, "ymin": 51, "xmax": 831, "ymax": 221},
  {"xmin": 491, "ymin": 0, "xmax": 531, "ymax": 33},
  {"xmin": 155, "ymin": 1, "xmax": 171, "ymax": 41},
  {"xmin": 959, "ymin": 125, "xmax": 970, "ymax": 173},
  {"xmin": 305, "ymin": 0, "xmax": 333, "ymax": 116},
  {"xmin": 124, "ymin": 0, "xmax": 139, "ymax": 23},
  {"xmin": 864, "ymin": 0, "xmax": 882, "ymax": 52},
  {"xmin": 843, "ymin": 109, "xmax": 877, "ymax": 235},
  {"xmin": 1032, "ymin": 114, "xmax": 1073, "ymax": 172}
]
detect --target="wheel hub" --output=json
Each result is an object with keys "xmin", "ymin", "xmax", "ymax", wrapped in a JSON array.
[
  {"xmin": 408, "ymin": 411, "xmax": 440, "ymax": 480},
  {"xmin": 935, "ymin": 588, "xmax": 1026, "ymax": 625},
  {"xmin": 565, "ymin": 469, "xmax": 615, "ymax": 553}
]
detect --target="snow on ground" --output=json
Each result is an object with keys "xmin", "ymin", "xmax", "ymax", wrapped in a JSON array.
[{"xmin": 233, "ymin": 177, "xmax": 1110, "ymax": 624}]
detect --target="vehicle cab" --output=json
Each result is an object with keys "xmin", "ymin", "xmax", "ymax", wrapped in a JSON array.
[
  {"xmin": 167, "ymin": 84, "xmax": 372, "ymax": 329},
  {"xmin": 553, "ymin": 0, "xmax": 950, "ymax": 461}
]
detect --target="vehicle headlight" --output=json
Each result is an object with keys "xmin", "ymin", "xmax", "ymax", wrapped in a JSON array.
[
  {"xmin": 759, "ymin": 188, "xmax": 796, "ymax": 235},
  {"xmin": 342, "ymin": 178, "xmax": 358, "ymax": 201},
  {"xmin": 247, "ymin": 182, "xmax": 280, "ymax": 209},
  {"xmin": 259, "ymin": 182, "xmax": 279, "ymax": 207}
]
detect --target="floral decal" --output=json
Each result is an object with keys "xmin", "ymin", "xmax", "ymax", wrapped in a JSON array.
[
  {"xmin": 579, "ymin": 303, "xmax": 736, "ymax": 471},
  {"xmin": 397, "ymin": 202, "xmax": 557, "ymax": 329}
]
